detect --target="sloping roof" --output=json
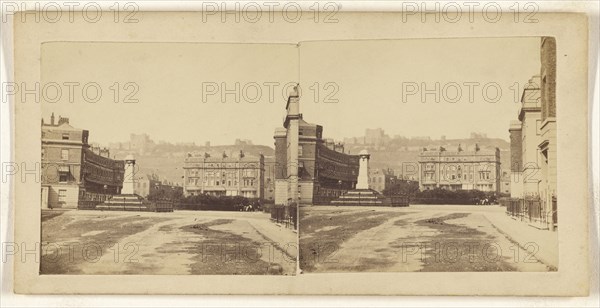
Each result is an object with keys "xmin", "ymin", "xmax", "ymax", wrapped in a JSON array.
[{"xmin": 42, "ymin": 122, "xmax": 81, "ymax": 132}]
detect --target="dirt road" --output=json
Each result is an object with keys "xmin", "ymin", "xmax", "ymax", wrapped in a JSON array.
[
  {"xmin": 300, "ymin": 205, "xmax": 553, "ymax": 273},
  {"xmin": 41, "ymin": 210, "xmax": 296, "ymax": 275}
]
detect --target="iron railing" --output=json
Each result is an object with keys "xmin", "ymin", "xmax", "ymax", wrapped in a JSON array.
[
  {"xmin": 269, "ymin": 205, "xmax": 297, "ymax": 230},
  {"xmin": 501, "ymin": 196, "xmax": 557, "ymax": 229}
]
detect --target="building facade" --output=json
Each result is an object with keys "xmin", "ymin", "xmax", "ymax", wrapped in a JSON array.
[
  {"xmin": 183, "ymin": 151, "xmax": 265, "ymax": 199},
  {"xmin": 418, "ymin": 145, "xmax": 501, "ymax": 193},
  {"xmin": 509, "ymin": 120, "xmax": 524, "ymax": 198},
  {"xmin": 41, "ymin": 114, "xmax": 124, "ymax": 209},
  {"xmin": 274, "ymin": 87, "xmax": 360, "ymax": 206},
  {"xmin": 134, "ymin": 174, "xmax": 183, "ymax": 198},
  {"xmin": 134, "ymin": 174, "xmax": 163, "ymax": 197},
  {"xmin": 518, "ymin": 76, "xmax": 543, "ymax": 197},
  {"xmin": 538, "ymin": 36, "xmax": 557, "ymax": 230},
  {"xmin": 506, "ymin": 37, "xmax": 557, "ymax": 230},
  {"xmin": 369, "ymin": 168, "xmax": 397, "ymax": 193},
  {"xmin": 263, "ymin": 156, "xmax": 276, "ymax": 202}
]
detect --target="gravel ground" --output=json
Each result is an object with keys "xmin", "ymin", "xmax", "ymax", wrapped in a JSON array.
[
  {"xmin": 300, "ymin": 205, "xmax": 553, "ymax": 273},
  {"xmin": 40, "ymin": 210, "xmax": 295, "ymax": 275}
]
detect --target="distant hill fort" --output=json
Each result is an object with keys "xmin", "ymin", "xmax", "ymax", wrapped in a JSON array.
[{"xmin": 103, "ymin": 127, "xmax": 509, "ymax": 194}]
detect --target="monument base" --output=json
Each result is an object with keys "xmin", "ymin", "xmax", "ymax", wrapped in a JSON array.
[
  {"xmin": 96, "ymin": 194, "xmax": 151, "ymax": 211},
  {"xmin": 330, "ymin": 189, "xmax": 409, "ymax": 207}
]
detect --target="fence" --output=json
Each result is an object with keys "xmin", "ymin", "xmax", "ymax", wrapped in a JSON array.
[
  {"xmin": 78, "ymin": 197, "xmax": 174, "ymax": 212},
  {"xmin": 389, "ymin": 195, "xmax": 410, "ymax": 207},
  {"xmin": 77, "ymin": 200, "xmax": 102, "ymax": 210},
  {"xmin": 501, "ymin": 196, "xmax": 556, "ymax": 229},
  {"xmin": 151, "ymin": 199, "xmax": 175, "ymax": 212},
  {"xmin": 269, "ymin": 206, "xmax": 297, "ymax": 230},
  {"xmin": 552, "ymin": 196, "xmax": 557, "ymax": 225}
]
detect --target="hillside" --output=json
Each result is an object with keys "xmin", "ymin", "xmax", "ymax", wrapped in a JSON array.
[
  {"xmin": 108, "ymin": 136, "xmax": 510, "ymax": 184},
  {"xmin": 110, "ymin": 144, "xmax": 275, "ymax": 184}
]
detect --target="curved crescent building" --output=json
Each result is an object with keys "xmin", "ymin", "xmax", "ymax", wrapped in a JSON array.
[{"xmin": 274, "ymin": 88, "xmax": 360, "ymax": 206}]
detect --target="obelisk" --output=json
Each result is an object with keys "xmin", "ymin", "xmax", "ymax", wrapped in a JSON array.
[
  {"xmin": 356, "ymin": 149, "xmax": 370, "ymax": 189},
  {"xmin": 122, "ymin": 154, "xmax": 136, "ymax": 195}
]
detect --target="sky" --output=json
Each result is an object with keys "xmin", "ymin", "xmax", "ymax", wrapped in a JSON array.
[{"xmin": 41, "ymin": 38, "xmax": 540, "ymax": 146}]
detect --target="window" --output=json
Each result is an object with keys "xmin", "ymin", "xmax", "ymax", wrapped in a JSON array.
[
  {"xmin": 59, "ymin": 173, "xmax": 68, "ymax": 183},
  {"xmin": 62, "ymin": 133, "xmax": 69, "ymax": 140},
  {"xmin": 61, "ymin": 149, "xmax": 69, "ymax": 160},
  {"xmin": 58, "ymin": 189, "xmax": 67, "ymax": 203},
  {"xmin": 41, "ymin": 149, "xmax": 45, "ymax": 159},
  {"xmin": 298, "ymin": 146, "xmax": 303, "ymax": 156}
]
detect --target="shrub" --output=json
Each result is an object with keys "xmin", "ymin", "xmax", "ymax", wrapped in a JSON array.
[
  {"xmin": 412, "ymin": 188, "xmax": 497, "ymax": 205},
  {"xmin": 176, "ymin": 194, "xmax": 261, "ymax": 211}
]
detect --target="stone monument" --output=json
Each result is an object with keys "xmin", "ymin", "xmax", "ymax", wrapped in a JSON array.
[
  {"xmin": 96, "ymin": 154, "xmax": 149, "ymax": 211},
  {"xmin": 356, "ymin": 149, "xmax": 370, "ymax": 190},
  {"xmin": 121, "ymin": 154, "xmax": 136, "ymax": 194},
  {"xmin": 331, "ymin": 149, "xmax": 408, "ymax": 207}
]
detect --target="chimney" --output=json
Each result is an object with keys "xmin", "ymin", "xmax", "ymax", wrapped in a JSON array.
[
  {"xmin": 50, "ymin": 113, "xmax": 55, "ymax": 125},
  {"xmin": 58, "ymin": 116, "xmax": 69, "ymax": 125},
  {"xmin": 100, "ymin": 148, "xmax": 110, "ymax": 158}
]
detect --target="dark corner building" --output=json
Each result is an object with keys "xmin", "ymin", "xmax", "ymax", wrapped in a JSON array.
[
  {"xmin": 274, "ymin": 86, "xmax": 360, "ymax": 206},
  {"xmin": 41, "ymin": 113, "xmax": 124, "ymax": 209}
]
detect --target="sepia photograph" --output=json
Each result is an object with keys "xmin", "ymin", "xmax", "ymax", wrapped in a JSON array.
[
  {"xmin": 5, "ymin": 7, "xmax": 593, "ymax": 299},
  {"xmin": 296, "ymin": 38, "xmax": 559, "ymax": 273},
  {"xmin": 39, "ymin": 42, "xmax": 300, "ymax": 275},
  {"xmin": 38, "ymin": 37, "xmax": 559, "ymax": 276}
]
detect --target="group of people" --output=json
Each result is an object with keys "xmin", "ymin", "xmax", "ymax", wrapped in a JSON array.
[
  {"xmin": 478, "ymin": 198, "xmax": 491, "ymax": 205},
  {"xmin": 476, "ymin": 196, "xmax": 497, "ymax": 205},
  {"xmin": 239, "ymin": 201, "xmax": 262, "ymax": 212}
]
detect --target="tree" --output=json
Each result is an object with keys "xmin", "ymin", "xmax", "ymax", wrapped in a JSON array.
[
  {"xmin": 148, "ymin": 186, "xmax": 183, "ymax": 201},
  {"xmin": 382, "ymin": 180, "xmax": 419, "ymax": 197}
]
